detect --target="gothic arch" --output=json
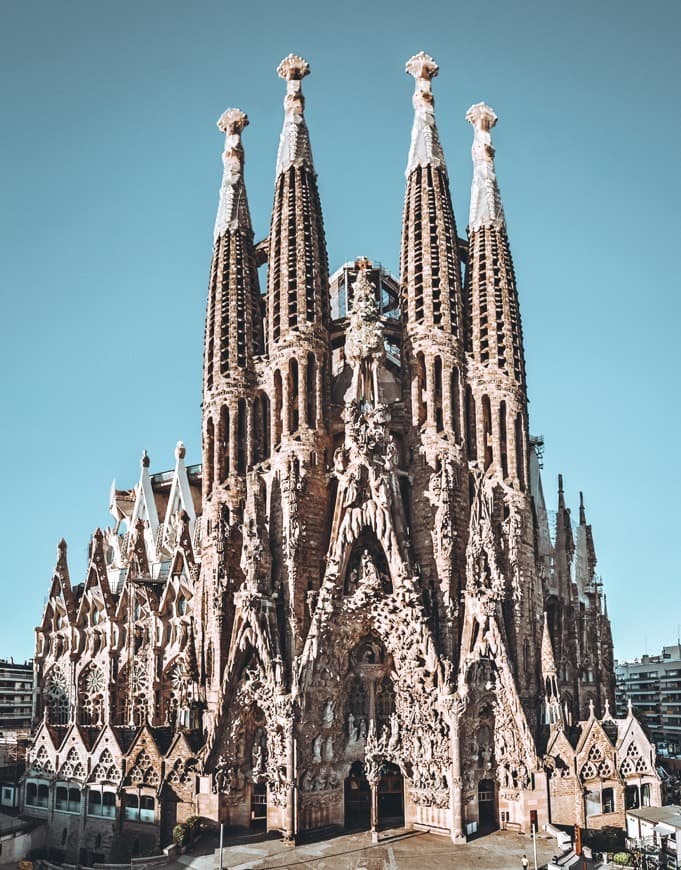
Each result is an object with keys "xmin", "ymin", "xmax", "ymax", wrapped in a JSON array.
[
  {"xmin": 43, "ymin": 665, "xmax": 70, "ymax": 725},
  {"xmin": 78, "ymin": 663, "xmax": 106, "ymax": 726}
]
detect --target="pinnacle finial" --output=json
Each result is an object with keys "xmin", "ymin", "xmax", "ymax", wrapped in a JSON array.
[
  {"xmin": 275, "ymin": 54, "xmax": 314, "ymax": 175},
  {"xmin": 466, "ymin": 102, "xmax": 505, "ymax": 230},
  {"xmin": 277, "ymin": 54, "xmax": 310, "ymax": 81},
  {"xmin": 404, "ymin": 52, "xmax": 445, "ymax": 176},
  {"xmin": 217, "ymin": 107, "xmax": 248, "ymax": 136},
  {"xmin": 141, "ymin": 450, "xmax": 150, "ymax": 469},
  {"xmin": 588, "ymin": 697, "xmax": 595, "ymax": 718},
  {"xmin": 175, "ymin": 441, "xmax": 186, "ymax": 460},
  {"xmin": 405, "ymin": 51, "xmax": 439, "ymax": 82},
  {"xmin": 579, "ymin": 491, "xmax": 587, "ymax": 525},
  {"xmin": 214, "ymin": 107, "xmax": 252, "ymax": 240},
  {"xmin": 466, "ymin": 101, "xmax": 498, "ymax": 133}
]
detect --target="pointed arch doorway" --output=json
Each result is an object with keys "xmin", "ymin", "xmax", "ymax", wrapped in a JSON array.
[
  {"xmin": 377, "ymin": 761, "xmax": 404, "ymax": 827},
  {"xmin": 344, "ymin": 761, "xmax": 370, "ymax": 829}
]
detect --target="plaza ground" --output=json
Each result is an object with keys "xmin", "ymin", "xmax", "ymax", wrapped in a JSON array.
[{"xmin": 168, "ymin": 827, "xmax": 561, "ymax": 869}]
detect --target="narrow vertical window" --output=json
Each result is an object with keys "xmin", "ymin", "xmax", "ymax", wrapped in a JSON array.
[
  {"xmin": 273, "ymin": 369, "xmax": 283, "ymax": 447},
  {"xmin": 499, "ymin": 400, "xmax": 508, "ymax": 479},
  {"xmin": 220, "ymin": 406, "xmax": 230, "ymax": 481},
  {"xmin": 205, "ymin": 417, "xmax": 214, "ymax": 497},
  {"xmin": 466, "ymin": 387, "xmax": 477, "ymax": 460},
  {"xmin": 434, "ymin": 356, "xmax": 444, "ymax": 432},
  {"xmin": 416, "ymin": 352, "xmax": 427, "ymax": 426},
  {"xmin": 482, "ymin": 395, "xmax": 493, "ymax": 470},
  {"xmin": 306, "ymin": 353, "xmax": 316, "ymax": 428},
  {"xmin": 237, "ymin": 400, "xmax": 247, "ymax": 473},
  {"xmin": 450, "ymin": 366, "xmax": 461, "ymax": 440},
  {"xmin": 289, "ymin": 358, "xmax": 299, "ymax": 433},
  {"xmin": 515, "ymin": 412, "xmax": 525, "ymax": 491}
]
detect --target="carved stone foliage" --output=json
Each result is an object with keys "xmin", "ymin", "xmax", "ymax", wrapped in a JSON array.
[
  {"xmin": 241, "ymin": 472, "xmax": 272, "ymax": 593},
  {"xmin": 212, "ymin": 654, "xmax": 291, "ymax": 807}
]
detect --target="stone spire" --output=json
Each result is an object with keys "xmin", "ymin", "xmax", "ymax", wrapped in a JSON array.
[
  {"xmin": 464, "ymin": 101, "xmax": 528, "ymax": 487},
  {"xmin": 267, "ymin": 54, "xmax": 329, "ymax": 345},
  {"xmin": 401, "ymin": 52, "xmax": 463, "ymax": 339},
  {"xmin": 542, "ymin": 612, "xmax": 564, "ymax": 727},
  {"xmin": 574, "ymin": 490, "xmax": 597, "ymax": 601},
  {"xmin": 203, "ymin": 108, "xmax": 263, "ymax": 500}
]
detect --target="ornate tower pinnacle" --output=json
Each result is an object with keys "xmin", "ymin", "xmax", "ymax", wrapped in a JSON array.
[
  {"xmin": 267, "ymin": 53, "xmax": 329, "ymax": 345},
  {"xmin": 214, "ymin": 108, "xmax": 251, "ymax": 241},
  {"xmin": 466, "ymin": 102, "xmax": 505, "ymax": 232},
  {"xmin": 405, "ymin": 51, "xmax": 445, "ymax": 175},
  {"xmin": 275, "ymin": 54, "xmax": 314, "ymax": 176}
]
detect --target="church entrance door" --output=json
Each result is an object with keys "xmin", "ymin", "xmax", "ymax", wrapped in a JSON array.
[
  {"xmin": 477, "ymin": 779, "xmax": 497, "ymax": 832},
  {"xmin": 344, "ymin": 761, "xmax": 370, "ymax": 829},
  {"xmin": 250, "ymin": 783, "xmax": 267, "ymax": 829},
  {"xmin": 378, "ymin": 762, "xmax": 404, "ymax": 828}
]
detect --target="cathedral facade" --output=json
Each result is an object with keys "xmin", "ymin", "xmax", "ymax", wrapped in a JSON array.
[{"xmin": 23, "ymin": 54, "xmax": 660, "ymax": 862}]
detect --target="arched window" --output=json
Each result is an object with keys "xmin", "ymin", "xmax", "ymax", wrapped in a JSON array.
[
  {"xmin": 450, "ymin": 366, "xmax": 461, "ymax": 439},
  {"xmin": 237, "ymin": 399, "xmax": 247, "ymax": 474},
  {"xmin": 482, "ymin": 395, "xmax": 493, "ymax": 470},
  {"xmin": 415, "ymin": 352, "xmax": 426, "ymax": 426},
  {"xmin": 205, "ymin": 417, "xmax": 214, "ymax": 497},
  {"xmin": 253, "ymin": 393, "xmax": 271, "ymax": 463},
  {"xmin": 306, "ymin": 353, "xmax": 317, "ymax": 428},
  {"xmin": 220, "ymin": 406, "xmax": 230, "ymax": 481},
  {"xmin": 499, "ymin": 400, "xmax": 508, "ymax": 479},
  {"xmin": 273, "ymin": 369, "xmax": 283, "ymax": 447},
  {"xmin": 466, "ymin": 386, "xmax": 477, "ymax": 460},
  {"xmin": 515, "ymin": 413, "xmax": 526, "ymax": 491},
  {"xmin": 289, "ymin": 358, "xmax": 299, "ymax": 433},
  {"xmin": 433, "ymin": 356, "xmax": 444, "ymax": 432}
]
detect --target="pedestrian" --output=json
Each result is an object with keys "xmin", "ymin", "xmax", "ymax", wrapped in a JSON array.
[{"xmin": 521, "ymin": 855, "xmax": 529, "ymax": 869}]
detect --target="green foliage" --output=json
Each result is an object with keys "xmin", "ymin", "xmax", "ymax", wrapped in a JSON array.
[
  {"xmin": 173, "ymin": 816, "xmax": 201, "ymax": 846},
  {"xmin": 173, "ymin": 823, "xmax": 189, "ymax": 846},
  {"xmin": 612, "ymin": 851, "xmax": 635, "ymax": 866}
]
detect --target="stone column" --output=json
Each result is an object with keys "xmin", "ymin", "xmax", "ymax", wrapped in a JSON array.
[
  {"xmin": 283, "ymin": 712, "xmax": 296, "ymax": 844},
  {"xmin": 445, "ymin": 694, "xmax": 467, "ymax": 843}
]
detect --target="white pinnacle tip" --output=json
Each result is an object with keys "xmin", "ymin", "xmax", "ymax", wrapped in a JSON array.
[
  {"xmin": 405, "ymin": 51, "xmax": 438, "ymax": 81},
  {"xmin": 217, "ymin": 108, "xmax": 249, "ymax": 135},
  {"xmin": 466, "ymin": 102, "xmax": 498, "ymax": 130},
  {"xmin": 175, "ymin": 441, "xmax": 186, "ymax": 460},
  {"xmin": 277, "ymin": 54, "xmax": 310, "ymax": 81}
]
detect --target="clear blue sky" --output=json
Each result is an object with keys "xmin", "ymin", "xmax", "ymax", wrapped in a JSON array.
[{"xmin": 1, "ymin": 0, "xmax": 679, "ymax": 663}]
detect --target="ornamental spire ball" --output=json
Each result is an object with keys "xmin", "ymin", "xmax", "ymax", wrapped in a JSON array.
[{"xmin": 277, "ymin": 53, "xmax": 310, "ymax": 81}]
